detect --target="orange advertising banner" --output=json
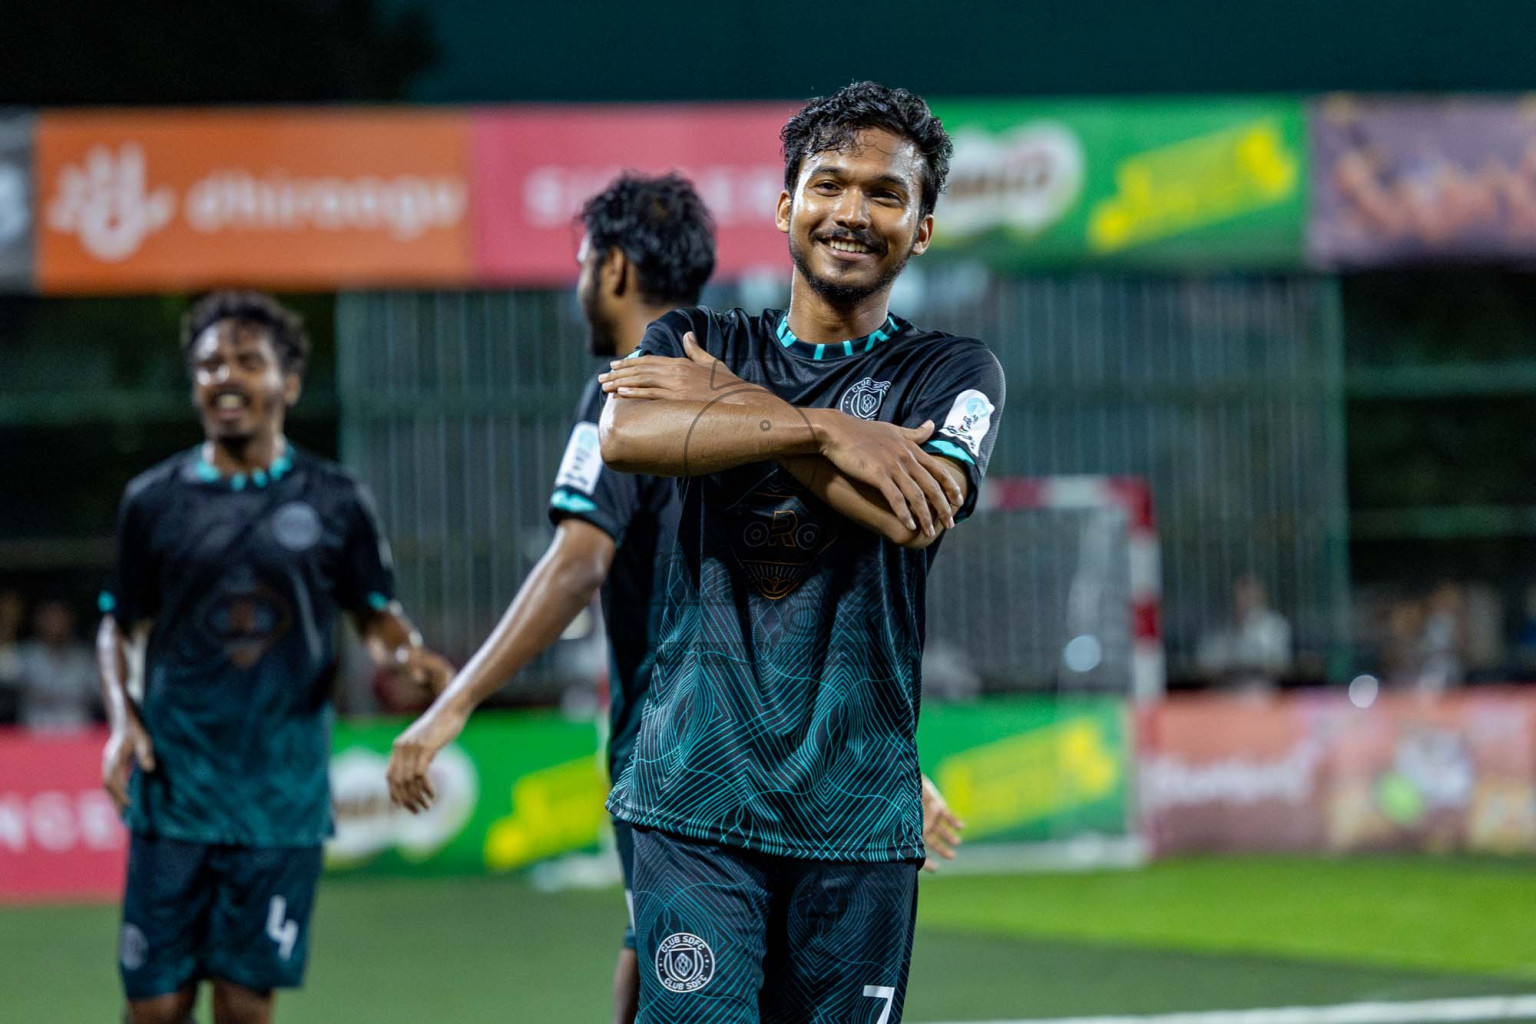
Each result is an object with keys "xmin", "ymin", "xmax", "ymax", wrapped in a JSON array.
[{"xmin": 35, "ymin": 110, "xmax": 473, "ymax": 293}]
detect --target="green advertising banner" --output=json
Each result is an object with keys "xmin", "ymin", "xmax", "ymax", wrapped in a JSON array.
[
  {"xmin": 928, "ymin": 97, "xmax": 1307, "ymax": 269},
  {"xmin": 917, "ymin": 698, "xmax": 1131, "ymax": 845},
  {"xmin": 326, "ymin": 713, "xmax": 609, "ymax": 877},
  {"xmin": 324, "ymin": 698, "xmax": 1132, "ymax": 877}
]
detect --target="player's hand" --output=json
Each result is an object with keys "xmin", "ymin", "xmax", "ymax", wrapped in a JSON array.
[
  {"xmin": 393, "ymin": 646, "xmax": 455, "ymax": 698},
  {"xmin": 816, "ymin": 415, "xmax": 961, "ymax": 537},
  {"xmin": 921, "ymin": 774, "xmax": 965, "ymax": 872},
  {"xmin": 387, "ymin": 703, "xmax": 467, "ymax": 814},
  {"xmin": 598, "ymin": 332, "xmax": 768, "ymax": 405},
  {"xmin": 102, "ymin": 718, "xmax": 155, "ymax": 813}
]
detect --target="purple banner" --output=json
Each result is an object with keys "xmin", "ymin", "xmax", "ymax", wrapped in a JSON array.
[{"xmin": 1310, "ymin": 95, "xmax": 1536, "ymax": 266}]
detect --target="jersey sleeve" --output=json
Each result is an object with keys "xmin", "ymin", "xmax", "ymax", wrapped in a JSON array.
[
  {"xmin": 633, "ymin": 308, "xmax": 696, "ymax": 359},
  {"xmin": 103, "ymin": 484, "xmax": 160, "ymax": 627},
  {"xmin": 336, "ymin": 480, "xmax": 398, "ymax": 614},
  {"xmin": 548, "ymin": 378, "xmax": 644, "ymax": 545},
  {"xmin": 902, "ymin": 342, "xmax": 1006, "ymax": 522}
]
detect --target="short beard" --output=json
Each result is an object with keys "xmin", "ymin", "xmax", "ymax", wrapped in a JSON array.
[
  {"xmin": 581, "ymin": 289, "xmax": 619, "ymax": 357},
  {"xmin": 789, "ymin": 231, "xmax": 911, "ymax": 308}
]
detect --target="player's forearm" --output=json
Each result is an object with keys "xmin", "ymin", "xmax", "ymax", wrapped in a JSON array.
[
  {"xmin": 94, "ymin": 616, "xmax": 139, "ymax": 732},
  {"xmin": 434, "ymin": 546, "xmax": 606, "ymax": 717},
  {"xmin": 779, "ymin": 456, "xmax": 941, "ymax": 550},
  {"xmin": 599, "ymin": 394, "xmax": 823, "ymax": 476}
]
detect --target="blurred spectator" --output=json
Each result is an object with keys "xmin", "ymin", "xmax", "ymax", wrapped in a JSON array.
[
  {"xmin": 16, "ymin": 599, "xmax": 99, "ymax": 731},
  {"xmin": 0, "ymin": 590, "xmax": 23, "ymax": 723},
  {"xmin": 1412, "ymin": 581, "xmax": 1466, "ymax": 694},
  {"xmin": 1196, "ymin": 574, "xmax": 1293, "ymax": 692},
  {"xmin": 1515, "ymin": 582, "xmax": 1536, "ymax": 676}
]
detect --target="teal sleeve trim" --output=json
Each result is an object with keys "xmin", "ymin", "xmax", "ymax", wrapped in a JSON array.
[
  {"xmin": 550, "ymin": 490, "xmax": 599, "ymax": 514},
  {"xmin": 926, "ymin": 438, "xmax": 976, "ymax": 466},
  {"xmin": 367, "ymin": 592, "xmax": 391, "ymax": 612},
  {"xmin": 98, "ymin": 591, "xmax": 116, "ymax": 614}
]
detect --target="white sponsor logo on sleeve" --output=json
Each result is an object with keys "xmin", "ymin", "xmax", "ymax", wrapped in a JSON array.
[
  {"xmin": 555, "ymin": 422, "xmax": 603, "ymax": 494},
  {"xmin": 938, "ymin": 389, "xmax": 995, "ymax": 457}
]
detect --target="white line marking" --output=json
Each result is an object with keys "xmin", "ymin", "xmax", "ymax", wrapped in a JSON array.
[{"xmin": 918, "ymin": 995, "xmax": 1536, "ymax": 1024}]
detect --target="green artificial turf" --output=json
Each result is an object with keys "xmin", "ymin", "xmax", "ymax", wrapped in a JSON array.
[{"xmin": 8, "ymin": 857, "xmax": 1536, "ymax": 1023}]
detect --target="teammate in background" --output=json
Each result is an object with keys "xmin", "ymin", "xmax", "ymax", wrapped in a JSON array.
[
  {"xmin": 596, "ymin": 82, "xmax": 1002, "ymax": 1023},
  {"xmin": 99, "ymin": 292, "xmax": 452, "ymax": 1024},
  {"xmin": 385, "ymin": 173, "xmax": 715, "ymax": 1024}
]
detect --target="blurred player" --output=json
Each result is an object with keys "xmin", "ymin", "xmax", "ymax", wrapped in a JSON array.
[
  {"xmin": 98, "ymin": 291, "xmax": 452, "ymax": 1024},
  {"xmin": 596, "ymin": 82, "xmax": 1002, "ymax": 1023},
  {"xmin": 386, "ymin": 172, "xmax": 715, "ymax": 1024}
]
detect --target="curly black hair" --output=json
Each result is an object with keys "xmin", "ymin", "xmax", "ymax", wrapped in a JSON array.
[
  {"xmin": 180, "ymin": 291, "xmax": 311, "ymax": 378},
  {"xmin": 780, "ymin": 81, "xmax": 953, "ymax": 219},
  {"xmin": 579, "ymin": 173, "xmax": 716, "ymax": 306}
]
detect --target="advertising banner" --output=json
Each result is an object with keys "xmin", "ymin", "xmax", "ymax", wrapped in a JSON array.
[
  {"xmin": 326, "ymin": 712, "xmax": 608, "ymax": 877},
  {"xmin": 34, "ymin": 110, "xmax": 475, "ymax": 293},
  {"xmin": 0, "ymin": 115, "xmax": 34, "ymax": 290},
  {"xmin": 929, "ymin": 97, "xmax": 1307, "ymax": 269},
  {"xmin": 1309, "ymin": 96, "xmax": 1536, "ymax": 266},
  {"xmin": 471, "ymin": 104, "xmax": 796, "ymax": 287},
  {"xmin": 0, "ymin": 729, "xmax": 129, "ymax": 903},
  {"xmin": 918, "ymin": 697, "xmax": 1132, "ymax": 845},
  {"xmin": 1139, "ymin": 691, "xmax": 1536, "ymax": 856}
]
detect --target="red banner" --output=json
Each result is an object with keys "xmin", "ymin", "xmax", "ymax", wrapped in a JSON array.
[
  {"xmin": 0, "ymin": 728, "xmax": 127, "ymax": 903},
  {"xmin": 472, "ymin": 105, "xmax": 796, "ymax": 286},
  {"xmin": 1139, "ymin": 691, "xmax": 1536, "ymax": 857}
]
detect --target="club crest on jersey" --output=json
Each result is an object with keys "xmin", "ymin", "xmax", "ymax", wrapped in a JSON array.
[
  {"xmin": 839, "ymin": 377, "xmax": 893, "ymax": 421},
  {"xmin": 939, "ymin": 389, "xmax": 995, "ymax": 457},
  {"xmin": 656, "ymin": 932, "xmax": 715, "ymax": 993},
  {"xmin": 272, "ymin": 501, "xmax": 322, "ymax": 552}
]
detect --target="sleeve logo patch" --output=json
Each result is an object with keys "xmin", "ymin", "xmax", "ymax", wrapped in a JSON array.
[
  {"xmin": 938, "ymin": 389, "xmax": 995, "ymax": 456},
  {"xmin": 555, "ymin": 422, "xmax": 603, "ymax": 495}
]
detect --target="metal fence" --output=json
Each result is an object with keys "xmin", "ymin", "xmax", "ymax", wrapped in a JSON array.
[{"xmin": 336, "ymin": 267, "xmax": 1349, "ymax": 693}]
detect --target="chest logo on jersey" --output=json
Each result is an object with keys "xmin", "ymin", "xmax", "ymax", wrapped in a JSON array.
[
  {"xmin": 724, "ymin": 475, "xmax": 837, "ymax": 601},
  {"xmin": 272, "ymin": 501, "xmax": 322, "ymax": 552},
  {"xmin": 838, "ymin": 377, "xmax": 893, "ymax": 421},
  {"xmin": 198, "ymin": 568, "xmax": 294, "ymax": 669}
]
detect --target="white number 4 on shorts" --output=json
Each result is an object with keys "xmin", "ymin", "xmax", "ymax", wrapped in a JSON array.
[
  {"xmin": 266, "ymin": 896, "xmax": 298, "ymax": 961},
  {"xmin": 864, "ymin": 985, "xmax": 896, "ymax": 1024}
]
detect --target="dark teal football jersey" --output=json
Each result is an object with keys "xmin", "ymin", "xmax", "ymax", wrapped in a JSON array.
[
  {"xmin": 548, "ymin": 375, "xmax": 681, "ymax": 781},
  {"xmin": 607, "ymin": 308, "xmax": 1006, "ymax": 861},
  {"xmin": 105, "ymin": 447, "xmax": 395, "ymax": 847}
]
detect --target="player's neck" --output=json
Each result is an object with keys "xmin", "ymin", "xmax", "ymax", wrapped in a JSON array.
[
  {"xmin": 615, "ymin": 303, "xmax": 680, "ymax": 357},
  {"xmin": 203, "ymin": 431, "xmax": 288, "ymax": 477},
  {"xmin": 785, "ymin": 275, "xmax": 891, "ymax": 343}
]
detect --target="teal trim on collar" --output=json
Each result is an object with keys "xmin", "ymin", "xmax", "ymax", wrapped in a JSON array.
[
  {"xmin": 775, "ymin": 312, "xmax": 899, "ymax": 360},
  {"xmin": 550, "ymin": 490, "xmax": 599, "ymax": 514},
  {"xmin": 367, "ymin": 592, "xmax": 391, "ymax": 612},
  {"xmin": 98, "ymin": 591, "xmax": 116, "ymax": 614},
  {"xmin": 195, "ymin": 449, "xmax": 294, "ymax": 490},
  {"xmin": 926, "ymin": 438, "xmax": 976, "ymax": 466}
]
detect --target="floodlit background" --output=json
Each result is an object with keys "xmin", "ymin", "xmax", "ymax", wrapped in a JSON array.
[{"xmin": 5, "ymin": 1, "xmax": 1536, "ymax": 1021}]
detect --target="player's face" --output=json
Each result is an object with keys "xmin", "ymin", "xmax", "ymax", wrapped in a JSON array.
[
  {"xmin": 190, "ymin": 321, "xmax": 298, "ymax": 443},
  {"xmin": 576, "ymin": 235, "xmax": 620, "ymax": 357},
  {"xmin": 778, "ymin": 127, "xmax": 934, "ymax": 307}
]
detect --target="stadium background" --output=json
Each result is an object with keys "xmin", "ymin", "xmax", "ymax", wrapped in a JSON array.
[{"xmin": 6, "ymin": 1, "xmax": 1536, "ymax": 1020}]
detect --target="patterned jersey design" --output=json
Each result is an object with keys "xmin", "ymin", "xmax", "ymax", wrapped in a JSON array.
[{"xmin": 607, "ymin": 308, "xmax": 1006, "ymax": 861}]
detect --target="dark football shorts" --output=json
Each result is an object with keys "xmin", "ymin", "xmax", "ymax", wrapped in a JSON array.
[
  {"xmin": 118, "ymin": 832, "xmax": 323, "ymax": 1000},
  {"xmin": 630, "ymin": 826, "xmax": 919, "ymax": 1024},
  {"xmin": 614, "ymin": 817, "xmax": 637, "ymax": 951}
]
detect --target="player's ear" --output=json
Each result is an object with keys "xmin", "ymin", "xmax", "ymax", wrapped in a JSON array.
[
  {"xmin": 284, "ymin": 372, "xmax": 302, "ymax": 408},
  {"xmin": 602, "ymin": 246, "xmax": 627, "ymax": 299},
  {"xmin": 910, "ymin": 213, "xmax": 934, "ymax": 257},
  {"xmin": 775, "ymin": 190, "xmax": 793, "ymax": 234}
]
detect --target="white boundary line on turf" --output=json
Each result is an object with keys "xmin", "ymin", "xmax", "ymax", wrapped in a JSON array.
[{"xmin": 917, "ymin": 995, "xmax": 1536, "ymax": 1024}]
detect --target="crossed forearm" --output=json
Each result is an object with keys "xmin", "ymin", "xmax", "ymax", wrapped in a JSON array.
[{"xmin": 599, "ymin": 393, "xmax": 824, "ymax": 477}]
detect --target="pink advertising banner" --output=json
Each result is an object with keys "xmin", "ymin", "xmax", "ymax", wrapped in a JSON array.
[{"xmin": 472, "ymin": 105, "xmax": 797, "ymax": 286}]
